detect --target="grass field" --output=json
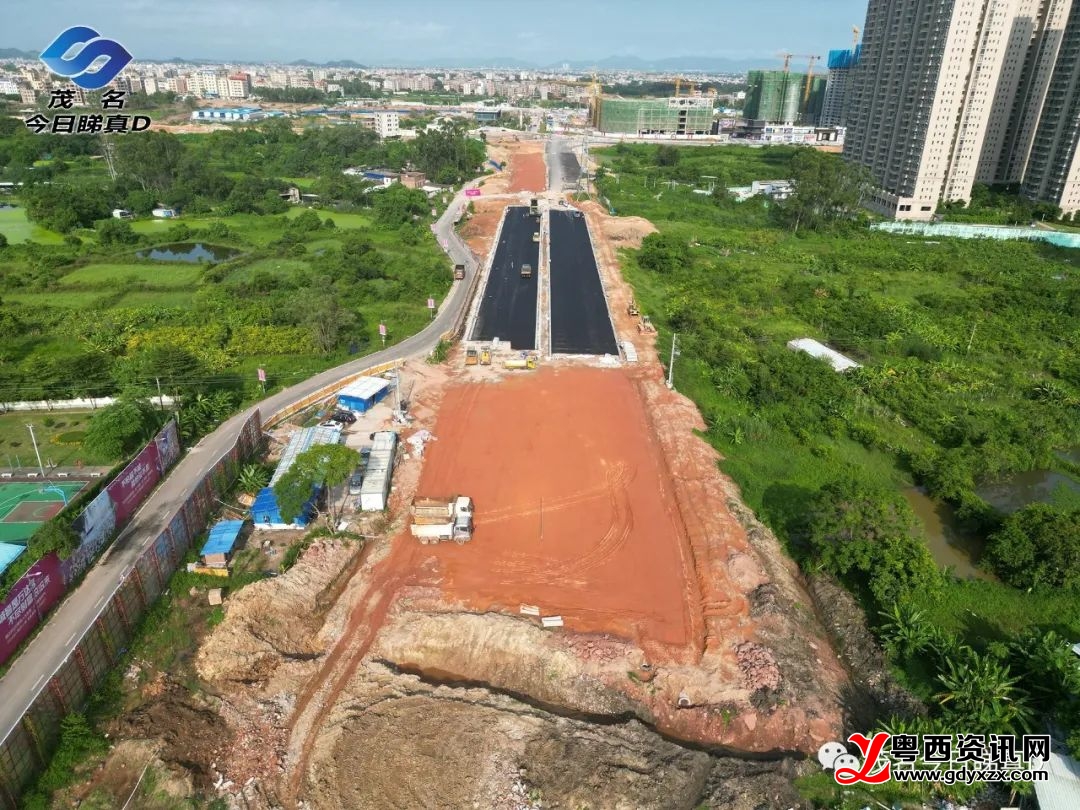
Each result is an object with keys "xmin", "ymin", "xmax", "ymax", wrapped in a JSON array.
[
  {"xmin": 114, "ymin": 290, "xmax": 197, "ymax": 308},
  {"xmin": 225, "ymin": 257, "xmax": 309, "ymax": 282},
  {"xmin": 3, "ymin": 291, "xmax": 111, "ymax": 309},
  {"xmin": 58, "ymin": 263, "xmax": 204, "ymax": 288},
  {"xmin": 0, "ymin": 481, "xmax": 88, "ymax": 542},
  {"xmin": 0, "ymin": 204, "xmax": 64, "ymax": 245},
  {"xmin": 0, "ymin": 411, "xmax": 116, "ymax": 469}
]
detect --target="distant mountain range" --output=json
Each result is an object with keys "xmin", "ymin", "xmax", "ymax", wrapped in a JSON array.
[
  {"xmin": 0, "ymin": 44, "xmax": 767, "ymax": 73},
  {"xmin": 374, "ymin": 55, "xmax": 768, "ymax": 72}
]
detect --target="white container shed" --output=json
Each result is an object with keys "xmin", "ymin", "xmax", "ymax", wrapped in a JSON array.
[
  {"xmin": 359, "ymin": 430, "xmax": 397, "ymax": 511},
  {"xmin": 786, "ymin": 338, "xmax": 861, "ymax": 373}
]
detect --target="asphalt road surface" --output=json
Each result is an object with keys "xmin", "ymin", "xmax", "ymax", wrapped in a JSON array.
[
  {"xmin": 0, "ymin": 188, "xmax": 482, "ymax": 750},
  {"xmin": 469, "ymin": 206, "xmax": 540, "ymax": 350},
  {"xmin": 546, "ymin": 137, "xmax": 582, "ymax": 191},
  {"xmin": 549, "ymin": 209, "xmax": 619, "ymax": 356}
]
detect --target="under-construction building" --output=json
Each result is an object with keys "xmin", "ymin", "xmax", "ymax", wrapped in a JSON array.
[
  {"xmin": 596, "ymin": 97, "xmax": 715, "ymax": 135},
  {"xmin": 745, "ymin": 71, "xmax": 802, "ymax": 123},
  {"xmin": 820, "ymin": 46, "xmax": 861, "ymax": 127}
]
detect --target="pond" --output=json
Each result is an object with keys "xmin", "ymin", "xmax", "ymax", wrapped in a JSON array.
[
  {"xmin": 904, "ymin": 487, "xmax": 992, "ymax": 580},
  {"xmin": 976, "ymin": 467, "xmax": 1080, "ymax": 513},
  {"xmin": 136, "ymin": 242, "xmax": 240, "ymax": 263},
  {"xmin": 905, "ymin": 450, "xmax": 1080, "ymax": 578}
]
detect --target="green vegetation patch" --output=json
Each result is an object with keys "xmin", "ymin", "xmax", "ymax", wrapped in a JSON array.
[{"xmin": 59, "ymin": 262, "xmax": 203, "ymax": 288}]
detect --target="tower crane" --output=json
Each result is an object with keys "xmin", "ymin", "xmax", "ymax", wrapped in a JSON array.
[
  {"xmin": 674, "ymin": 76, "xmax": 695, "ymax": 97},
  {"xmin": 853, "ymin": 25, "xmax": 861, "ymax": 48},
  {"xmin": 802, "ymin": 55, "xmax": 821, "ymax": 106}
]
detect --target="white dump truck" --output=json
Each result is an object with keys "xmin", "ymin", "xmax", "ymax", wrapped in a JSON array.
[{"xmin": 410, "ymin": 495, "xmax": 474, "ymax": 544}]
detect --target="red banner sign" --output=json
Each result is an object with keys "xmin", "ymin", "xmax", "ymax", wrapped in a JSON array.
[
  {"xmin": 106, "ymin": 441, "xmax": 161, "ymax": 525},
  {"xmin": 0, "ymin": 553, "xmax": 65, "ymax": 667}
]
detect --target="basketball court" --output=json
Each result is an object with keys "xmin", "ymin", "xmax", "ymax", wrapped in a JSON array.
[{"xmin": 0, "ymin": 482, "xmax": 88, "ymax": 543}]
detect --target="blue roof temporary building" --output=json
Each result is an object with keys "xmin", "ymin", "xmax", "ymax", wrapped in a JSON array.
[
  {"xmin": 251, "ymin": 425, "xmax": 342, "ymax": 529},
  {"xmin": 337, "ymin": 376, "xmax": 390, "ymax": 413},
  {"xmin": 0, "ymin": 542, "xmax": 25, "ymax": 577},
  {"xmin": 199, "ymin": 520, "xmax": 245, "ymax": 562}
]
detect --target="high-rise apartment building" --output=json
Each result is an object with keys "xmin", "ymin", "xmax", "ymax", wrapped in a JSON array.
[
  {"xmin": 820, "ymin": 46, "xmax": 861, "ymax": 127},
  {"xmin": 1020, "ymin": 1, "xmax": 1080, "ymax": 211},
  {"xmin": 846, "ymin": 0, "xmax": 1078, "ymax": 219}
]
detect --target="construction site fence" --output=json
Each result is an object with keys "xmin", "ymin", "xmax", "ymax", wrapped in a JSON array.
[
  {"xmin": 0, "ymin": 410, "xmax": 263, "ymax": 809},
  {"xmin": 0, "ymin": 217, "xmax": 485, "ymax": 803}
]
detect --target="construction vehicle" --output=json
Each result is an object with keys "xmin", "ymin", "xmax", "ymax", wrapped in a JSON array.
[
  {"xmin": 465, "ymin": 348, "xmax": 479, "ymax": 366},
  {"xmin": 410, "ymin": 496, "xmax": 474, "ymax": 544},
  {"xmin": 627, "ymin": 298, "xmax": 640, "ymax": 317},
  {"xmin": 638, "ymin": 315, "xmax": 656, "ymax": 334},
  {"xmin": 479, "ymin": 347, "xmax": 491, "ymax": 365},
  {"xmin": 453, "ymin": 263, "xmax": 466, "ymax": 280},
  {"xmin": 521, "ymin": 262, "xmax": 533, "ymax": 279},
  {"xmin": 504, "ymin": 355, "xmax": 538, "ymax": 370}
]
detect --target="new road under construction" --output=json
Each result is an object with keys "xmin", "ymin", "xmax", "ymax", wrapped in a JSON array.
[
  {"xmin": 466, "ymin": 199, "xmax": 618, "ymax": 358},
  {"xmin": 7, "ymin": 136, "xmax": 853, "ymax": 809}
]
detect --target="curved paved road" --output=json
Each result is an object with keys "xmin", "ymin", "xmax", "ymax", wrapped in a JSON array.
[{"xmin": 0, "ymin": 189, "xmax": 482, "ymax": 746}]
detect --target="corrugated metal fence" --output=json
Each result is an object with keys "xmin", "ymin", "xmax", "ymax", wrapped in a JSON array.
[{"xmin": 0, "ymin": 410, "xmax": 263, "ymax": 808}]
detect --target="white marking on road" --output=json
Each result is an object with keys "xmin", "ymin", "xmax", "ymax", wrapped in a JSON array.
[
  {"xmin": 65, "ymin": 632, "xmax": 76, "ymax": 646},
  {"xmin": 31, "ymin": 675, "xmax": 45, "ymax": 693},
  {"xmin": 94, "ymin": 595, "xmax": 106, "ymax": 608}
]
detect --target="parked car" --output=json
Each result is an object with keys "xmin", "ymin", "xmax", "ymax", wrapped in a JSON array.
[
  {"xmin": 321, "ymin": 419, "xmax": 345, "ymax": 430},
  {"xmin": 348, "ymin": 468, "xmax": 364, "ymax": 495},
  {"xmin": 332, "ymin": 410, "xmax": 357, "ymax": 424}
]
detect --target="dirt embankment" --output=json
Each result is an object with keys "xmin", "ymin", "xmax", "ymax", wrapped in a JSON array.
[{"xmin": 306, "ymin": 662, "xmax": 813, "ymax": 810}]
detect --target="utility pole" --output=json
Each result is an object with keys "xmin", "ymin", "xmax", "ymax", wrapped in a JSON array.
[
  {"xmin": 155, "ymin": 377, "xmax": 165, "ymax": 412},
  {"xmin": 666, "ymin": 333, "xmax": 679, "ymax": 390},
  {"xmin": 966, "ymin": 320, "xmax": 979, "ymax": 355},
  {"xmin": 26, "ymin": 424, "xmax": 45, "ymax": 478}
]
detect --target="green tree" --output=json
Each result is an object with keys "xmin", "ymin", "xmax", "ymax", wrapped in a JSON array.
[
  {"xmin": 654, "ymin": 145, "xmax": 680, "ymax": 167},
  {"xmin": 985, "ymin": 504, "xmax": 1080, "ymax": 590},
  {"xmin": 22, "ymin": 183, "xmax": 111, "ymax": 232},
  {"xmin": 303, "ymin": 293, "xmax": 357, "ymax": 353},
  {"xmin": 0, "ymin": 232, "xmax": 7, "ymax": 249},
  {"xmin": 780, "ymin": 149, "xmax": 871, "ymax": 233},
  {"xmin": 803, "ymin": 476, "xmax": 941, "ymax": 606},
  {"xmin": 27, "ymin": 520, "xmax": 79, "ymax": 561},
  {"xmin": 95, "ymin": 217, "xmax": 138, "ymax": 246},
  {"xmin": 112, "ymin": 130, "xmax": 185, "ymax": 195},
  {"xmin": 373, "ymin": 183, "xmax": 430, "ymax": 227},
  {"xmin": 637, "ymin": 232, "xmax": 690, "ymax": 273},
  {"xmin": 83, "ymin": 399, "xmax": 161, "ymax": 460},
  {"xmin": 272, "ymin": 444, "xmax": 360, "ymax": 528}
]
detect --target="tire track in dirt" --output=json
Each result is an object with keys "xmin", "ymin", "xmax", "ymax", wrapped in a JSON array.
[
  {"xmin": 283, "ymin": 539, "xmax": 417, "ymax": 806},
  {"xmin": 492, "ymin": 464, "xmax": 635, "ymax": 580}
]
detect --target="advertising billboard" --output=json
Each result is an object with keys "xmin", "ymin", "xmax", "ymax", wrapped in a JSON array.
[
  {"xmin": 154, "ymin": 420, "xmax": 181, "ymax": 472},
  {"xmin": 106, "ymin": 441, "xmax": 161, "ymax": 525},
  {"xmin": 0, "ymin": 553, "xmax": 65, "ymax": 667},
  {"xmin": 62, "ymin": 490, "xmax": 117, "ymax": 585}
]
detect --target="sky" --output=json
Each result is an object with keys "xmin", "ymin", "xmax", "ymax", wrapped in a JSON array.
[{"xmin": 6, "ymin": 0, "xmax": 869, "ymax": 66}]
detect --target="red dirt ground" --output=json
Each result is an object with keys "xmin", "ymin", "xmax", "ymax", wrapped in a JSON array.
[
  {"xmin": 6, "ymin": 500, "xmax": 64, "ymax": 522},
  {"xmin": 413, "ymin": 367, "xmax": 700, "ymax": 655},
  {"xmin": 507, "ymin": 151, "xmax": 547, "ymax": 193}
]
